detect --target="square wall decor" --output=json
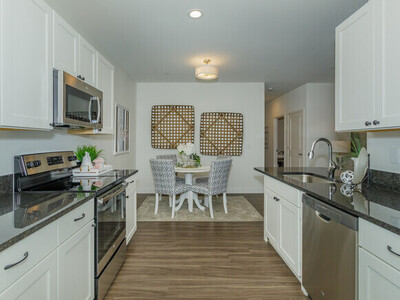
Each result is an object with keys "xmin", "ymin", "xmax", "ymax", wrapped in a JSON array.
[
  {"xmin": 151, "ymin": 105, "xmax": 195, "ymax": 149},
  {"xmin": 200, "ymin": 112, "xmax": 243, "ymax": 156}
]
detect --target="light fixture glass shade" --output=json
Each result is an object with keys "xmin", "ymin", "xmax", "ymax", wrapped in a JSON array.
[{"xmin": 195, "ymin": 65, "xmax": 218, "ymax": 80}]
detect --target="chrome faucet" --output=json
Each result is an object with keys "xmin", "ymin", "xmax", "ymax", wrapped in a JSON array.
[{"xmin": 308, "ymin": 138, "xmax": 337, "ymax": 179}]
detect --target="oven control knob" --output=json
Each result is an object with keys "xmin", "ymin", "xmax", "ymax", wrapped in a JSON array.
[
  {"xmin": 68, "ymin": 156, "xmax": 77, "ymax": 161},
  {"xmin": 26, "ymin": 161, "xmax": 34, "ymax": 168},
  {"xmin": 33, "ymin": 160, "xmax": 41, "ymax": 167}
]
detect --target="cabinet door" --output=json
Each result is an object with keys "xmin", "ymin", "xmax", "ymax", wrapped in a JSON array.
[
  {"xmin": 0, "ymin": 251, "xmax": 57, "ymax": 300},
  {"xmin": 96, "ymin": 53, "xmax": 114, "ymax": 134},
  {"xmin": 374, "ymin": 0, "xmax": 400, "ymax": 128},
  {"xmin": 335, "ymin": 2, "xmax": 376, "ymax": 131},
  {"xmin": 265, "ymin": 189, "xmax": 279, "ymax": 247},
  {"xmin": 53, "ymin": 11, "xmax": 79, "ymax": 76},
  {"xmin": 279, "ymin": 198, "xmax": 300, "ymax": 277},
  {"xmin": 126, "ymin": 182, "xmax": 137, "ymax": 244},
  {"xmin": 359, "ymin": 247, "xmax": 400, "ymax": 299},
  {"xmin": 0, "ymin": 0, "xmax": 53, "ymax": 130},
  {"xmin": 78, "ymin": 36, "xmax": 96, "ymax": 86},
  {"xmin": 58, "ymin": 221, "xmax": 94, "ymax": 300}
]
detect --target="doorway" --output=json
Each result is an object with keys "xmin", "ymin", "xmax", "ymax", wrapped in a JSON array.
[
  {"xmin": 286, "ymin": 110, "xmax": 304, "ymax": 167},
  {"xmin": 273, "ymin": 117, "xmax": 285, "ymax": 167}
]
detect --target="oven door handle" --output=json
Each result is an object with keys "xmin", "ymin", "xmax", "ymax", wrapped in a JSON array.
[{"xmin": 97, "ymin": 183, "xmax": 128, "ymax": 204}]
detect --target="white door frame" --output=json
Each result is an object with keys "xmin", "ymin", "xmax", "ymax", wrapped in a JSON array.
[{"xmin": 285, "ymin": 109, "xmax": 306, "ymax": 167}]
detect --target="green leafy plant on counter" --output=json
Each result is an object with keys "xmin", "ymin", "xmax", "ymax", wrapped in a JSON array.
[{"xmin": 75, "ymin": 145, "xmax": 103, "ymax": 162}]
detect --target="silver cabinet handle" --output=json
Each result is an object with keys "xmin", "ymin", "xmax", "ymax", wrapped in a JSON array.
[
  {"xmin": 373, "ymin": 120, "xmax": 380, "ymax": 125},
  {"xmin": 387, "ymin": 245, "xmax": 400, "ymax": 257},
  {"xmin": 273, "ymin": 196, "xmax": 280, "ymax": 201},
  {"xmin": 365, "ymin": 121, "xmax": 371, "ymax": 126},
  {"xmin": 316, "ymin": 211, "xmax": 331, "ymax": 223},
  {"xmin": 129, "ymin": 180, "xmax": 134, "ymax": 184},
  {"xmin": 4, "ymin": 252, "xmax": 29, "ymax": 270},
  {"xmin": 74, "ymin": 213, "xmax": 85, "ymax": 222}
]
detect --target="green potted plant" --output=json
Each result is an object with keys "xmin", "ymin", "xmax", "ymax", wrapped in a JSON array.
[{"xmin": 75, "ymin": 145, "xmax": 103, "ymax": 164}]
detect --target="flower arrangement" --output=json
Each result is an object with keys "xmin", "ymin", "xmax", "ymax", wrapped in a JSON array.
[{"xmin": 177, "ymin": 142, "xmax": 201, "ymax": 168}]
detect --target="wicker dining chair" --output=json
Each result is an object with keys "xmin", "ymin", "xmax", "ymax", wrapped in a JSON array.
[
  {"xmin": 149, "ymin": 159, "xmax": 190, "ymax": 218},
  {"xmin": 195, "ymin": 155, "xmax": 230, "ymax": 184},
  {"xmin": 190, "ymin": 158, "xmax": 233, "ymax": 218}
]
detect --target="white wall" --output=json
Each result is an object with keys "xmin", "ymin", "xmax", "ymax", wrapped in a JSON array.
[
  {"xmin": 0, "ymin": 63, "xmax": 136, "ymax": 175},
  {"xmin": 136, "ymin": 82, "xmax": 265, "ymax": 193},
  {"xmin": 367, "ymin": 131, "xmax": 400, "ymax": 173},
  {"xmin": 265, "ymin": 83, "xmax": 344, "ymax": 167}
]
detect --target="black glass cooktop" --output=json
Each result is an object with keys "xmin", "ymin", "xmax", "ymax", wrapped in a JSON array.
[{"xmin": 30, "ymin": 176, "xmax": 121, "ymax": 193}]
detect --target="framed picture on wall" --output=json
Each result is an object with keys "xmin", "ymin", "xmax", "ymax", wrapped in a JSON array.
[{"xmin": 114, "ymin": 104, "xmax": 130, "ymax": 154}]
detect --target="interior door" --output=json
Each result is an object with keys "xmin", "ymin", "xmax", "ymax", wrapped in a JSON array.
[{"xmin": 286, "ymin": 110, "xmax": 304, "ymax": 168}]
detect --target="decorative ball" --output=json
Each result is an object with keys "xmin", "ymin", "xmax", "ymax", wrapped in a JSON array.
[
  {"xmin": 340, "ymin": 170, "xmax": 354, "ymax": 185},
  {"xmin": 340, "ymin": 184, "xmax": 354, "ymax": 197}
]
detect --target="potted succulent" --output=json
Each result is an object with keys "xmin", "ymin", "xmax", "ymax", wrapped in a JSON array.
[{"xmin": 75, "ymin": 145, "xmax": 103, "ymax": 169}]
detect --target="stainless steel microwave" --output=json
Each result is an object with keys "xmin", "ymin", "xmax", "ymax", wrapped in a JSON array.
[{"xmin": 52, "ymin": 70, "xmax": 103, "ymax": 129}]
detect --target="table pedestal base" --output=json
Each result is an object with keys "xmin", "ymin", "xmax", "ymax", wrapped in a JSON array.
[{"xmin": 175, "ymin": 173, "xmax": 205, "ymax": 212}]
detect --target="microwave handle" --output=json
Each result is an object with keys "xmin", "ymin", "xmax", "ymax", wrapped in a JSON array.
[
  {"xmin": 96, "ymin": 97, "xmax": 101, "ymax": 123},
  {"xmin": 88, "ymin": 98, "xmax": 93, "ymax": 123}
]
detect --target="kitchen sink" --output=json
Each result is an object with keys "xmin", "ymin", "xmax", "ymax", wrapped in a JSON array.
[{"xmin": 283, "ymin": 173, "xmax": 336, "ymax": 184}]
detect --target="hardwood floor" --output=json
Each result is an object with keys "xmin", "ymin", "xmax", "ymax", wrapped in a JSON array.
[{"xmin": 105, "ymin": 194, "xmax": 306, "ymax": 300}]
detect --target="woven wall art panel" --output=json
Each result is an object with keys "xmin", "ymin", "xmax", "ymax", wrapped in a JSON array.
[
  {"xmin": 151, "ymin": 105, "xmax": 194, "ymax": 149},
  {"xmin": 200, "ymin": 112, "xmax": 243, "ymax": 156}
]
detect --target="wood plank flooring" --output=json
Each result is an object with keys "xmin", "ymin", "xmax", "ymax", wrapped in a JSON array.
[{"xmin": 105, "ymin": 194, "xmax": 307, "ymax": 300}]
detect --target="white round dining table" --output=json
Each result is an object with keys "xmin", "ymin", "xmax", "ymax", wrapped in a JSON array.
[{"xmin": 174, "ymin": 166, "xmax": 210, "ymax": 212}]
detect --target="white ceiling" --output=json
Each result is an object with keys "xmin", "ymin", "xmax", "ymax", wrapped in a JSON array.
[{"xmin": 45, "ymin": 0, "xmax": 367, "ymax": 100}]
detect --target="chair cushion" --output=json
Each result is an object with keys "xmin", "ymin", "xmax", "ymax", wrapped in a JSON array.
[
  {"xmin": 174, "ymin": 182, "xmax": 190, "ymax": 194},
  {"xmin": 190, "ymin": 181, "xmax": 209, "ymax": 194}
]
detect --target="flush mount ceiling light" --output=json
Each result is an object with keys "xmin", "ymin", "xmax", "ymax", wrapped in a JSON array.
[
  {"xmin": 189, "ymin": 9, "xmax": 203, "ymax": 19},
  {"xmin": 195, "ymin": 59, "xmax": 218, "ymax": 80}
]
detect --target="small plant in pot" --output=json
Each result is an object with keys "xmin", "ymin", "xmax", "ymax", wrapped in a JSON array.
[{"xmin": 75, "ymin": 145, "xmax": 103, "ymax": 168}]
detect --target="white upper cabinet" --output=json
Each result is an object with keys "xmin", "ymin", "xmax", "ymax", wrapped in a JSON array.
[
  {"xmin": 374, "ymin": 0, "xmax": 400, "ymax": 128},
  {"xmin": 78, "ymin": 36, "xmax": 97, "ymax": 86},
  {"xmin": 53, "ymin": 11, "xmax": 79, "ymax": 76},
  {"xmin": 336, "ymin": 0, "xmax": 400, "ymax": 131},
  {"xmin": 335, "ymin": 2, "xmax": 375, "ymax": 131},
  {"xmin": 0, "ymin": 0, "xmax": 53, "ymax": 130},
  {"xmin": 96, "ymin": 52, "xmax": 115, "ymax": 134}
]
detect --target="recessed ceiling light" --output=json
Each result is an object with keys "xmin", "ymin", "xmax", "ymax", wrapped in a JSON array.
[{"xmin": 189, "ymin": 10, "xmax": 203, "ymax": 19}]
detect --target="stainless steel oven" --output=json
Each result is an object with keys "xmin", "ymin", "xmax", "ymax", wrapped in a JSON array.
[
  {"xmin": 96, "ymin": 182, "xmax": 127, "ymax": 300},
  {"xmin": 53, "ymin": 70, "xmax": 103, "ymax": 129}
]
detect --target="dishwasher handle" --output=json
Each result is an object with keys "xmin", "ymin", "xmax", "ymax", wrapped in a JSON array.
[{"xmin": 303, "ymin": 194, "xmax": 358, "ymax": 231}]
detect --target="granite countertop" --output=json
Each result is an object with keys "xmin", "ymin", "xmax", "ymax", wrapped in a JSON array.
[
  {"xmin": 254, "ymin": 167, "xmax": 400, "ymax": 235},
  {"xmin": 0, "ymin": 191, "xmax": 95, "ymax": 252},
  {"xmin": 0, "ymin": 169, "xmax": 139, "ymax": 252}
]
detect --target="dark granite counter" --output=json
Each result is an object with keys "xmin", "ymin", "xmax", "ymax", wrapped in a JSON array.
[
  {"xmin": 0, "ymin": 169, "xmax": 138, "ymax": 252},
  {"xmin": 0, "ymin": 191, "xmax": 95, "ymax": 252},
  {"xmin": 254, "ymin": 167, "xmax": 400, "ymax": 235}
]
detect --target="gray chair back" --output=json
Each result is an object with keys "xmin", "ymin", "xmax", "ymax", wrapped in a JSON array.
[
  {"xmin": 150, "ymin": 159, "xmax": 176, "ymax": 195},
  {"xmin": 208, "ymin": 158, "xmax": 232, "ymax": 195},
  {"xmin": 156, "ymin": 154, "xmax": 178, "ymax": 166}
]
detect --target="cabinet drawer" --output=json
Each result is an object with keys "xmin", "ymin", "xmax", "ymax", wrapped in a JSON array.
[
  {"xmin": 59, "ymin": 199, "xmax": 94, "ymax": 244},
  {"xmin": 0, "ymin": 221, "xmax": 58, "ymax": 293},
  {"xmin": 264, "ymin": 176, "xmax": 301, "ymax": 207},
  {"xmin": 360, "ymin": 218, "xmax": 400, "ymax": 271},
  {"xmin": 126, "ymin": 175, "xmax": 137, "ymax": 192}
]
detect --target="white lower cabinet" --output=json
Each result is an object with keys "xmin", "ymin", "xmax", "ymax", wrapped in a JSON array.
[
  {"xmin": 359, "ymin": 247, "xmax": 400, "ymax": 299},
  {"xmin": 265, "ymin": 189, "xmax": 279, "ymax": 246},
  {"xmin": 0, "ymin": 251, "xmax": 58, "ymax": 300},
  {"xmin": 0, "ymin": 199, "xmax": 95, "ymax": 300},
  {"xmin": 279, "ymin": 198, "xmax": 300, "ymax": 276},
  {"xmin": 264, "ymin": 176, "xmax": 302, "ymax": 279},
  {"xmin": 126, "ymin": 175, "xmax": 137, "ymax": 244},
  {"xmin": 58, "ymin": 221, "xmax": 94, "ymax": 300}
]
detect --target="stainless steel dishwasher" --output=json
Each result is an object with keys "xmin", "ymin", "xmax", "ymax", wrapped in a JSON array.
[{"xmin": 302, "ymin": 194, "xmax": 358, "ymax": 300}]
